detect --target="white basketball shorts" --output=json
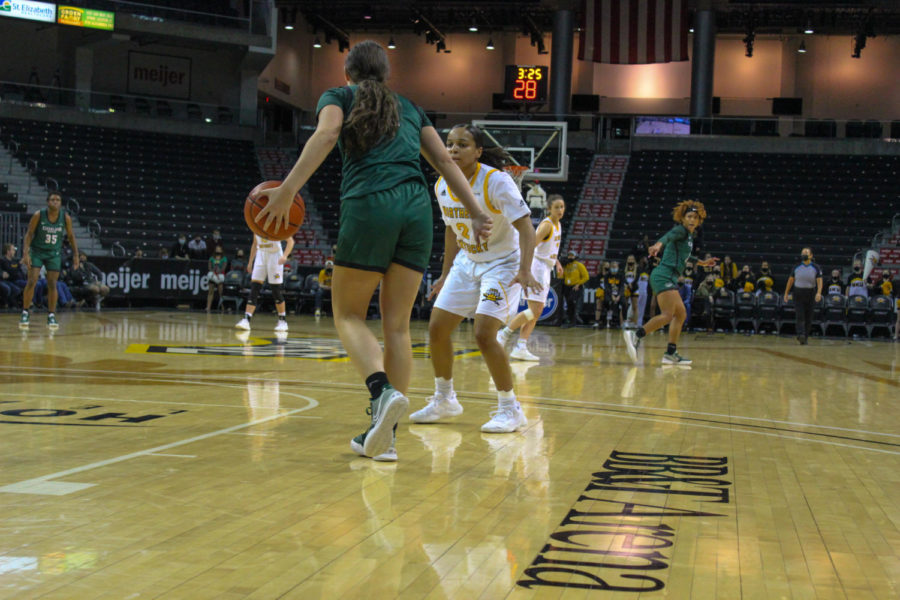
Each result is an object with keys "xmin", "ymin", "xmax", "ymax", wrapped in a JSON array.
[
  {"xmin": 251, "ymin": 252, "xmax": 284, "ymax": 284},
  {"xmin": 433, "ymin": 251, "xmax": 522, "ymax": 324}
]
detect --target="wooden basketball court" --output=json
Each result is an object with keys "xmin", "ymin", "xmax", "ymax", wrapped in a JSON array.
[{"xmin": 1, "ymin": 310, "xmax": 898, "ymax": 599}]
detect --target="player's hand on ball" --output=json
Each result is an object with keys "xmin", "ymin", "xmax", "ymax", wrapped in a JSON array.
[{"xmin": 254, "ymin": 184, "xmax": 291, "ymax": 232}]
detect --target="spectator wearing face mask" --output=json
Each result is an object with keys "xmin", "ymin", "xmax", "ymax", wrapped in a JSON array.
[
  {"xmin": 158, "ymin": 246, "xmax": 170, "ymax": 259},
  {"xmin": 188, "ymin": 234, "xmax": 207, "ymax": 260},
  {"xmin": 229, "ymin": 249, "xmax": 247, "ymax": 272},
  {"xmin": 875, "ymin": 270, "xmax": 894, "ymax": 298},
  {"xmin": 733, "ymin": 264, "xmax": 755, "ymax": 293},
  {"xmin": 826, "ymin": 269, "xmax": 844, "ymax": 295},
  {"xmin": 720, "ymin": 256, "xmax": 738, "ymax": 288},
  {"xmin": 172, "ymin": 234, "xmax": 190, "ymax": 261},
  {"xmin": 846, "ymin": 260, "xmax": 864, "ymax": 290},
  {"xmin": 562, "ymin": 250, "xmax": 589, "ymax": 327},
  {"xmin": 784, "ymin": 247, "xmax": 822, "ymax": 345},
  {"xmin": 206, "ymin": 229, "xmax": 224, "ymax": 258},
  {"xmin": 756, "ymin": 261, "xmax": 774, "ymax": 295}
]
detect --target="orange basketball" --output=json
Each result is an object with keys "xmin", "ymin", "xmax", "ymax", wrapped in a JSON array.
[{"xmin": 244, "ymin": 180, "xmax": 305, "ymax": 241}]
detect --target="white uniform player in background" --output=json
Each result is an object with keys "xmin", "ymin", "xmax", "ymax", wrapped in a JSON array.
[
  {"xmin": 409, "ymin": 124, "xmax": 539, "ymax": 433},
  {"xmin": 497, "ymin": 195, "xmax": 565, "ymax": 361},
  {"xmin": 235, "ymin": 233, "xmax": 295, "ymax": 332}
]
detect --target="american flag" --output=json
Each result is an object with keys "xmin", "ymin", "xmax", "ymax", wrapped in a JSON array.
[{"xmin": 579, "ymin": 0, "xmax": 689, "ymax": 64}]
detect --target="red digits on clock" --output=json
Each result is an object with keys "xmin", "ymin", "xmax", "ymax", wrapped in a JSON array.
[{"xmin": 513, "ymin": 79, "xmax": 538, "ymax": 100}]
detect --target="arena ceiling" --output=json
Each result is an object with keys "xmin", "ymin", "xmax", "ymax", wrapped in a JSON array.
[{"xmin": 276, "ymin": 1, "xmax": 900, "ymax": 37}]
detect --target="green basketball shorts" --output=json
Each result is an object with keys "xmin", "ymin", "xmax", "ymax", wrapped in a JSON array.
[
  {"xmin": 649, "ymin": 267, "xmax": 680, "ymax": 295},
  {"xmin": 29, "ymin": 249, "xmax": 62, "ymax": 272},
  {"xmin": 335, "ymin": 181, "xmax": 433, "ymax": 274}
]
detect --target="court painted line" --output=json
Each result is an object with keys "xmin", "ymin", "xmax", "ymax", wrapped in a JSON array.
[
  {"xmin": 486, "ymin": 401, "xmax": 900, "ymax": 456},
  {"xmin": 0, "ymin": 392, "xmax": 319, "ymax": 496},
  {"xmin": 147, "ymin": 453, "xmax": 196, "ymax": 458},
  {"xmin": 3, "ymin": 365, "xmax": 897, "ymax": 440}
]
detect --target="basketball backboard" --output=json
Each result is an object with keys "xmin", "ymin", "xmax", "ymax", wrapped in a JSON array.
[{"xmin": 471, "ymin": 120, "xmax": 568, "ymax": 182}]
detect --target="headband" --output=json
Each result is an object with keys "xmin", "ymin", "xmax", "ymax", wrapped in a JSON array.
[{"xmin": 684, "ymin": 205, "xmax": 699, "ymax": 215}]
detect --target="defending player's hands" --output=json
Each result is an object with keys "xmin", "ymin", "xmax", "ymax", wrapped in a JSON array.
[
  {"xmin": 697, "ymin": 256, "xmax": 719, "ymax": 268},
  {"xmin": 511, "ymin": 268, "xmax": 542, "ymax": 295},
  {"xmin": 470, "ymin": 211, "xmax": 493, "ymax": 245},
  {"xmin": 647, "ymin": 242, "xmax": 663, "ymax": 257},
  {"xmin": 254, "ymin": 184, "xmax": 292, "ymax": 232},
  {"xmin": 428, "ymin": 273, "xmax": 447, "ymax": 301},
  {"xmin": 278, "ymin": 257, "xmax": 288, "ymax": 265}
]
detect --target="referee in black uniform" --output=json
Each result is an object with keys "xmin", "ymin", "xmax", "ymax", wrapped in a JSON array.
[{"xmin": 783, "ymin": 247, "xmax": 823, "ymax": 344}]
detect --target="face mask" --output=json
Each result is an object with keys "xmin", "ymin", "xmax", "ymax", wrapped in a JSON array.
[
  {"xmin": 215, "ymin": 252, "xmax": 222, "ymax": 256},
  {"xmin": 854, "ymin": 267, "xmax": 861, "ymax": 272},
  {"xmin": 178, "ymin": 238, "xmax": 185, "ymax": 244},
  {"xmin": 801, "ymin": 254, "xmax": 810, "ymax": 261},
  {"xmin": 610, "ymin": 268, "xmax": 618, "ymax": 274},
  {"xmin": 213, "ymin": 234, "xmax": 220, "ymax": 240},
  {"xmin": 685, "ymin": 269, "xmax": 693, "ymax": 275},
  {"xmin": 761, "ymin": 268, "xmax": 769, "ymax": 273}
]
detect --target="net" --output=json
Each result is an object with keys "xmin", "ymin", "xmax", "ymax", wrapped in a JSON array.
[{"xmin": 503, "ymin": 165, "xmax": 530, "ymax": 192}]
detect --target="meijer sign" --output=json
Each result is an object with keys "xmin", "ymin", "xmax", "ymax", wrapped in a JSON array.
[{"xmin": 127, "ymin": 51, "xmax": 192, "ymax": 100}]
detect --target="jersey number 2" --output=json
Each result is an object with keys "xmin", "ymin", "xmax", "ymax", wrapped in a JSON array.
[{"xmin": 455, "ymin": 223, "xmax": 470, "ymax": 240}]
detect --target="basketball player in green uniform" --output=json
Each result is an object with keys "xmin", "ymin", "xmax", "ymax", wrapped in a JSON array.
[
  {"xmin": 255, "ymin": 40, "xmax": 492, "ymax": 461},
  {"xmin": 623, "ymin": 200, "xmax": 717, "ymax": 365},
  {"xmin": 20, "ymin": 191, "xmax": 80, "ymax": 330}
]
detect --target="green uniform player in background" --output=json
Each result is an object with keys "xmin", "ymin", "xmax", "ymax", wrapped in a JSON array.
[
  {"xmin": 20, "ymin": 191, "xmax": 80, "ymax": 330},
  {"xmin": 622, "ymin": 200, "xmax": 719, "ymax": 365}
]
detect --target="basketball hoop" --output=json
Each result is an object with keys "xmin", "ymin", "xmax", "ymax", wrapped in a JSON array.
[{"xmin": 504, "ymin": 165, "xmax": 530, "ymax": 192}]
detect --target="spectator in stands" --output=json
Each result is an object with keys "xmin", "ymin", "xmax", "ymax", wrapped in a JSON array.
[
  {"xmin": 35, "ymin": 267, "xmax": 77, "ymax": 310},
  {"xmin": 827, "ymin": 269, "xmax": 844, "ymax": 295},
  {"xmin": 230, "ymin": 248, "xmax": 247, "ymax": 272},
  {"xmin": 599, "ymin": 261, "xmax": 627, "ymax": 328},
  {"xmin": 158, "ymin": 247, "xmax": 169, "ymax": 259},
  {"xmin": 698, "ymin": 252, "xmax": 716, "ymax": 276},
  {"xmin": 188, "ymin": 234, "xmax": 207, "ymax": 260},
  {"xmin": 251, "ymin": 40, "xmax": 492, "ymax": 461},
  {"xmin": 734, "ymin": 264, "xmax": 755, "ymax": 292},
  {"xmin": 0, "ymin": 243, "xmax": 24, "ymax": 308},
  {"xmin": 783, "ymin": 247, "xmax": 822, "ymax": 345},
  {"xmin": 206, "ymin": 229, "xmax": 224, "ymax": 258},
  {"xmin": 632, "ymin": 234, "xmax": 650, "ymax": 260},
  {"xmin": 315, "ymin": 259, "xmax": 334, "ymax": 317},
  {"xmin": 172, "ymin": 234, "xmax": 190, "ymax": 261},
  {"xmin": 846, "ymin": 260, "xmax": 863, "ymax": 289},
  {"xmin": 720, "ymin": 256, "xmax": 738, "ymax": 288},
  {"xmin": 756, "ymin": 261, "xmax": 774, "ymax": 294},
  {"xmin": 693, "ymin": 271, "xmax": 716, "ymax": 332},
  {"xmin": 206, "ymin": 245, "xmax": 227, "ymax": 312},
  {"xmin": 876, "ymin": 270, "xmax": 893, "ymax": 298},
  {"xmin": 134, "ymin": 248, "xmax": 144, "ymax": 259},
  {"xmin": 67, "ymin": 252, "xmax": 109, "ymax": 310},
  {"xmin": 562, "ymin": 250, "xmax": 589, "ymax": 327}
]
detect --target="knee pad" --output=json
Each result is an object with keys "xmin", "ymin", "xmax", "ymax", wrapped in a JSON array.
[
  {"xmin": 248, "ymin": 281, "xmax": 263, "ymax": 305},
  {"xmin": 271, "ymin": 284, "xmax": 284, "ymax": 304},
  {"xmin": 523, "ymin": 307, "xmax": 535, "ymax": 321}
]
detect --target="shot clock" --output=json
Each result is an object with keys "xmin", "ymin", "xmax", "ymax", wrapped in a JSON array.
[{"xmin": 503, "ymin": 65, "xmax": 549, "ymax": 104}]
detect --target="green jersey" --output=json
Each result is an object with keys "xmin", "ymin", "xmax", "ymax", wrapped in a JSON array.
[
  {"xmin": 31, "ymin": 208, "xmax": 67, "ymax": 255},
  {"xmin": 316, "ymin": 86, "xmax": 432, "ymax": 200},
  {"xmin": 656, "ymin": 225, "xmax": 697, "ymax": 276}
]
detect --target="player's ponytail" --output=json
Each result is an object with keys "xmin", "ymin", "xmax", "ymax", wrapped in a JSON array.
[
  {"xmin": 450, "ymin": 124, "xmax": 515, "ymax": 170},
  {"xmin": 342, "ymin": 40, "xmax": 399, "ymax": 158}
]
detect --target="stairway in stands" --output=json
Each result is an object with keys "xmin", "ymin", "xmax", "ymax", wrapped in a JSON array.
[{"xmin": 564, "ymin": 155, "xmax": 629, "ymax": 275}]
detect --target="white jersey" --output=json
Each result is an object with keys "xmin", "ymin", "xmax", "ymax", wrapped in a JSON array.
[
  {"xmin": 435, "ymin": 163, "xmax": 531, "ymax": 263},
  {"xmin": 255, "ymin": 234, "xmax": 283, "ymax": 255},
  {"xmin": 533, "ymin": 218, "xmax": 561, "ymax": 267}
]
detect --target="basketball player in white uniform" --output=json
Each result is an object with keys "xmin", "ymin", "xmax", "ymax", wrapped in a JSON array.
[
  {"xmin": 497, "ymin": 194, "xmax": 565, "ymax": 361},
  {"xmin": 235, "ymin": 233, "xmax": 295, "ymax": 331},
  {"xmin": 409, "ymin": 124, "xmax": 539, "ymax": 433}
]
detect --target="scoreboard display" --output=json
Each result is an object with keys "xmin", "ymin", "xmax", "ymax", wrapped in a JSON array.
[{"xmin": 503, "ymin": 65, "xmax": 549, "ymax": 104}]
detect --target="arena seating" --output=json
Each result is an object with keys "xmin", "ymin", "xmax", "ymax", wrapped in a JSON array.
[
  {"xmin": 0, "ymin": 118, "xmax": 260, "ymax": 255},
  {"xmin": 607, "ymin": 150, "xmax": 899, "ymax": 280},
  {"xmin": 0, "ymin": 184, "xmax": 25, "ymax": 213}
]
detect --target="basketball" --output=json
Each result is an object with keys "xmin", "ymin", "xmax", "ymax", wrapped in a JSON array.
[{"xmin": 243, "ymin": 180, "xmax": 305, "ymax": 241}]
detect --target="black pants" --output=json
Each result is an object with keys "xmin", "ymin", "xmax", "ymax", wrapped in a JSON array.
[
  {"xmin": 564, "ymin": 286, "xmax": 582, "ymax": 324},
  {"xmin": 794, "ymin": 287, "xmax": 815, "ymax": 337}
]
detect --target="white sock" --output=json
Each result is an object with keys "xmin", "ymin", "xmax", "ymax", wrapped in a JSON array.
[
  {"xmin": 501, "ymin": 326, "xmax": 512, "ymax": 336},
  {"xmin": 498, "ymin": 389, "xmax": 516, "ymax": 409},
  {"xmin": 516, "ymin": 338, "xmax": 528, "ymax": 348},
  {"xmin": 435, "ymin": 377, "xmax": 453, "ymax": 397}
]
